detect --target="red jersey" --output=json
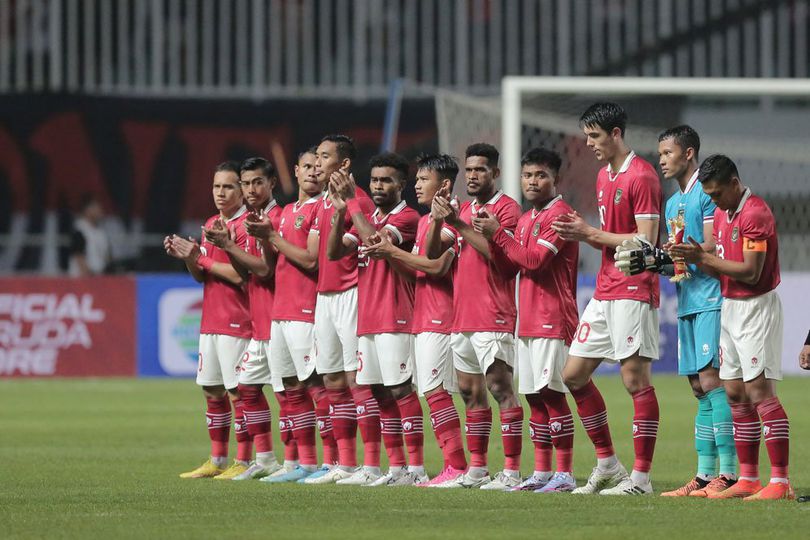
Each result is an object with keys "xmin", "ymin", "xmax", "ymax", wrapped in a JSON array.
[
  {"xmin": 594, "ymin": 152, "xmax": 662, "ymax": 307},
  {"xmin": 713, "ymin": 189, "xmax": 780, "ymax": 299},
  {"xmin": 311, "ymin": 188, "xmax": 376, "ymax": 293},
  {"xmin": 246, "ymin": 200, "xmax": 283, "ymax": 340},
  {"xmin": 272, "ymin": 195, "xmax": 321, "ymax": 323},
  {"xmin": 452, "ymin": 190, "xmax": 521, "ymax": 333},
  {"xmin": 492, "ymin": 196, "xmax": 579, "ymax": 343},
  {"xmin": 411, "ymin": 215, "xmax": 456, "ymax": 334},
  {"xmin": 199, "ymin": 206, "xmax": 252, "ymax": 338},
  {"xmin": 352, "ymin": 201, "xmax": 420, "ymax": 335}
]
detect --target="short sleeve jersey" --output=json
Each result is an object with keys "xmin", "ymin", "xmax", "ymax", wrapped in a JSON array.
[
  {"xmin": 594, "ymin": 152, "xmax": 662, "ymax": 307},
  {"xmin": 245, "ymin": 200, "xmax": 283, "ymax": 340},
  {"xmin": 713, "ymin": 189, "xmax": 780, "ymax": 299},
  {"xmin": 452, "ymin": 190, "xmax": 521, "ymax": 333},
  {"xmin": 513, "ymin": 196, "xmax": 579, "ymax": 343},
  {"xmin": 664, "ymin": 171, "xmax": 722, "ymax": 317},
  {"xmin": 351, "ymin": 201, "xmax": 420, "ymax": 335},
  {"xmin": 272, "ymin": 195, "xmax": 321, "ymax": 323},
  {"xmin": 411, "ymin": 214, "xmax": 456, "ymax": 334},
  {"xmin": 199, "ymin": 206, "xmax": 252, "ymax": 338},
  {"xmin": 311, "ymin": 188, "xmax": 376, "ymax": 293}
]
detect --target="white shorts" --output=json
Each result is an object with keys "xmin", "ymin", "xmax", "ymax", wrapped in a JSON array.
[
  {"xmin": 451, "ymin": 332, "xmax": 515, "ymax": 375},
  {"xmin": 414, "ymin": 332, "xmax": 458, "ymax": 395},
  {"xmin": 238, "ymin": 339, "xmax": 272, "ymax": 385},
  {"xmin": 719, "ymin": 290, "xmax": 783, "ymax": 382},
  {"xmin": 269, "ymin": 320, "xmax": 316, "ymax": 382},
  {"xmin": 356, "ymin": 333, "xmax": 414, "ymax": 387},
  {"xmin": 518, "ymin": 337, "xmax": 569, "ymax": 394},
  {"xmin": 568, "ymin": 299, "xmax": 659, "ymax": 363},
  {"xmin": 196, "ymin": 334, "xmax": 250, "ymax": 389},
  {"xmin": 315, "ymin": 288, "xmax": 359, "ymax": 374}
]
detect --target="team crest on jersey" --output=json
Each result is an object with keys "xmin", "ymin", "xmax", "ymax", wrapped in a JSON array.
[
  {"xmin": 295, "ymin": 214, "xmax": 305, "ymax": 229},
  {"xmin": 614, "ymin": 188, "xmax": 623, "ymax": 204},
  {"xmin": 731, "ymin": 226, "xmax": 739, "ymax": 242},
  {"xmin": 532, "ymin": 222, "xmax": 541, "ymax": 237}
]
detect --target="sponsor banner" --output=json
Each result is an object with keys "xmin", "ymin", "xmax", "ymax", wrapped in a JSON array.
[
  {"xmin": 0, "ymin": 277, "xmax": 136, "ymax": 377},
  {"xmin": 776, "ymin": 273, "xmax": 810, "ymax": 376},
  {"xmin": 137, "ymin": 274, "xmax": 203, "ymax": 377}
]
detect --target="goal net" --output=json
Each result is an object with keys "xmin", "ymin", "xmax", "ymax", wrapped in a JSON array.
[{"xmin": 435, "ymin": 77, "xmax": 810, "ymax": 274}]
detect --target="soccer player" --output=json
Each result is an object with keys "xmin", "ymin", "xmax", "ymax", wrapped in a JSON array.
[
  {"xmin": 670, "ymin": 154, "xmax": 792, "ymax": 500},
  {"xmin": 166, "ymin": 161, "xmax": 252, "ymax": 479},
  {"xmin": 202, "ymin": 157, "xmax": 286, "ymax": 480},
  {"xmin": 428, "ymin": 143, "xmax": 523, "ymax": 490},
  {"xmin": 243, "ymin": 148, "xmax": 327, "ymax": 483},
  {"xmin": 473, "ymin": 148, "xmax": 578, "ymax": 493},
  {"xmin": 362, "ymin": 153, "xmax": 468, "ymax": 486},
  {"xmin": 306, "ymin": 134, "xmax": 380, "ymax": 485},
  {"xmin": 616, "ymin": 126, "xmax": 737, "ymax": 496},
  {"xmin": 551, "ymin": 102, "xmax": 662, "ymax": 495},
  {"xmin": 327, "ymin": 152, "xmax": 426, "ymax": 486}
]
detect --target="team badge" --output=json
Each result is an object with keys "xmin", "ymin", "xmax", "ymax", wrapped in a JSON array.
[
  {"xmin": 532, "ymin": 222, "xmax": 541, "ymax": 237},
  {"xmin": 614, "ymin": 188, "xmax": 623, "ymax": 204},
  {"xmin": 550, "ymin": 421, "xmax": 562, "ymax": 433},
  {"xmin": 731, "ymin": 226, "xmax": 739, "ymax": 242},
  {"xmin": 295, "ymin": 214, "xmax": 305, "ymax": 229},
  {"xmin": 751, "ymin": 356, "xmax": 758, "ymax": 366}
]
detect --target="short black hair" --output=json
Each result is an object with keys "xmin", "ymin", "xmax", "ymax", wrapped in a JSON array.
[
  {"xmin": 297, "ymin": 145, "xmax": 318, "ymax": 162},
  {"xmin": 579, "ymin": 102, "xmax": 627, "ymax": 137},
  {"xmin": 215, "ymin": 160, "xmax": 241, "ymax": 176},
  {"xmin": 320, "ymin": 134, "xmax": 357, "ymax": 161},
  {"xmin": 698, "ymin": 154, "xmax": 739, "ymax": 185},
  {"xmin": 521, "ymin": 147, "xmax": 562, "ymax": 176},
  {"xmin": 239, "ymin": 157, "xmax": 276, "ymax": 178},
  {"xmin": 368, "ymin": 152, "xmax": 410, "ymax": 182},
  {"xmin": 658, "ymin": 125, "xmax": 701, "ymax": 160},
  {"xmin": 416, "ymin": 153, "xmax": 459, "ymax": 184},
  {"xmin": 465, "ymin": 143, "xmax": 499, "ymax": 167}
]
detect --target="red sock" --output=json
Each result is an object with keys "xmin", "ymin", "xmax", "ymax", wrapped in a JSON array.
[
  {"xmin": 731, "ymin": 401, "xmax": 761, "ymax": 478},
  {"xmin": 500, "ymin": 406, "xmax": 523, "ymax": 471},
  {"xmin": 571, "ymin": 379, "xmax": 614, "ymax": 458},
  {"xmin": 328, "ymin": 387, "xmax": 358, "ymax": 467},
  {"xmin": 378, "ymin": 396, "xmax": 406, "ymax": 467},
  {"xmin": 309, "ymin": 386, "xmax": 338, "ymax": 465},
  {"xmin": 233, "ymin": 398, "xmax": 252, "ymax": 462},
  {"xmin": 756, "ymin": 396, "xmax": 789, "ymax": 479},
  {"xmin": 285, "ymin": 387, "xmax": 317, "ymax": 466},
  {"xmin": 397, "ymin": 391, "xmax": 425, "ymax": 467},
  {"xmin": 526, "ymin": 394, "xmax": 552, "ymax": 471},
  {"xmin": 239, "ymin": 384, "xmax": 272, "ymax": 453},
  {"xmin": 426, "ymin": 390, "xmax": 467, "ymax": 471},
  {"xmin": 206, "ymin": 395, "xmax": 231, "ymax": 458},
  {"xmin": 541, "ymin": 388, "xmax": 574, "ymax": 473},
  {"xmin": 631, "ymin": 386, "xmax": 659, "ymax": 473},
  {"xmin": 353, "ymin": 385, "xmax": 381, "ymax": 467},
  {"xmin": 465, "ymin": 408, "xmax": 492, "ymax": 469}
]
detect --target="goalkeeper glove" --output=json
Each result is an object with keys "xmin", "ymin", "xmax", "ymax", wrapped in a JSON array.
[{"xmin": 614, "ymin": 235, "xmax": 673, "ymax": 276}]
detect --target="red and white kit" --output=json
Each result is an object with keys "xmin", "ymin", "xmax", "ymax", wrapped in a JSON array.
[
  {"xmin": 196, "ymin": 206, "xmax": 252, "ymax": 389},
  {"xmin": 568, "ymin": 152, "xmax": 662, "ymax": 362}
]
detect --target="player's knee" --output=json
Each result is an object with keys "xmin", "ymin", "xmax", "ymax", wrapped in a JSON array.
[
  {"xmin": 323, "ymin": 371, "xmax": 347, "ymax": 389},
  {"xmin": 388, "ymin": 382, "xmax": 413, "ymax": 401},
  {"xmin": 562, "ymin": 371, "xmax": 586, "ymax": 392},
  {"xmin": 622, "ymin": 378, "xmax": 647, "ymax": 395}
]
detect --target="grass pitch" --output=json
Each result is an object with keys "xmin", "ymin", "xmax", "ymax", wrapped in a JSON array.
[{"xmin": 1, "ymin": 375, "xmax": 808, "ymax": 539}]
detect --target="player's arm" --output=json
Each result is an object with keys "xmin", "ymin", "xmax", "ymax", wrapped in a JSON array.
[
  {"xmin": 203, "ymin": 220, "xmax": 255, "ymax": 282},
  {"xmin": 268, "ymin": 229, "xmax": 318, "ymax": 273},
  {"xmin": 165, "ymin": 234, "xmax": 205, "ymax": 283},
  {"xmin": 552, "ymin": 211, "xmax": 659, "ymax": 250},
  {"xmin": 669, "ymin": 236, "xmax": 767, "ymax": 285},
  {"xmin": 170, "ymin": 235, "xmax": 244, "ymax": 286},
  {"xmin": 365, "ymin": 233, "xmax": 455, "ymax": 278}
]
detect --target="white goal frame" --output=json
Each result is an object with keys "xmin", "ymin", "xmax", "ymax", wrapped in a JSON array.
[{"xmin": 500, "ymin": 76, "xmax": 810, "ymax": 202}]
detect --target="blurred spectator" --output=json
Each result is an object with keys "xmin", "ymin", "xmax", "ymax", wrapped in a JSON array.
[{"xmin": 68, "ymin": 195, "xmax": 112, "ymax": 277}]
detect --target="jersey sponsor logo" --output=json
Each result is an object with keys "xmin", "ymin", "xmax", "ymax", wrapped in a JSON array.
[
  {"xmin": 763, "ymin": 425, "xmax": 770, "ymax": 436},
  {"xmin": 278, "ymin": 420, "xmax": 285, "ymax": 430},
  {"xmin": 632, "ymin": 423, "xmax": 638, "ymax": 435},
  {"xmin": 731, "ymin": 226, "xmax": 739, "ymax": 242},
  {"xmin": 550, "ymin": 421, "xmax": 562, "ymax": 433},
  {"xmin": 431, "ymin": 368, "xmax": 438, "ymax": 378},
  {"xmin": 501, "ymin": 423, "xmax": 511, "ymax": 433},
  {"xmin": 702, "ymin": 343, "xmax": 710, "ymax": 355},
  {"xmin": 356, "ymin": 404, "xmax": 366, "ymax": 415},
  {"xmin": 614, "ymin": 188, "xmax": 623, "ymax": 205},
  {"xmin": 206, "ymin": 416, "xmax": 213, "ymax": 426},
  {"xmin": 542, "ymin": 368, "xmax": 549, "ymax": 377},
  {"xmin": 317, "ymin": 419, "xmax": 325, "ymax": 431},
  {"xmin": 627, "ymin": 335, "xmax": 634, "ymax": 345},
  {"xmin": 403, "ymin": 420, "xmax": 413, "ymax": 432},
  {"xmin": 532, "ymin": 222, "xmax": 541, "ymax": 237},
  {"xmin": 303, "ymin": 354, "xmax": 310, "ymax": 363},
  {"xmin": 528, "ymin": 425, "xmax": 535, "ymax": 437},
  {"xmin": 399, "ymin": 362, "xmax": 407, "ymax": 372},
  {"xmin": 751, "ymin": 356, "xmax": 758, "ymax": 366},
  {"xmin": 294, "ymin": 214, "xmax": 305, "ymax": 229}
]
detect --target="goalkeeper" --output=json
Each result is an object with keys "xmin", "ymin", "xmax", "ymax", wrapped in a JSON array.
[{"xmin": 615, "ymin": 126, "xmax": 737, "ymax": 498}]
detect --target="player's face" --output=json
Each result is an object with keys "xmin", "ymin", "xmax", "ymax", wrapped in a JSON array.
[
  {"xmin": 239, "ymin": 169, "xmax": 276, "ymax": 209},
  {"xmin": 658, "ymin": 138, "xmax": 689, "ymax": 180},
  {"xmin": 414, "ymin": 168, "xmax": 448, "ymax": 206},
  {"xmin": 520, "ymin": 163, "xmax": 557, "ymax": 204},
  {"xmin": 464, "ymin": 156, "xmax": 498, "ymax": 197},
  {"xmin": 369, "ymin": 166, "xmax": 403, "ymax": 208},
  {"xmin": 315, "ymin": 141, "xmax": 348, "ymax": 182},
  {"xmin": 583, "ymin": 124, "xmax": 616, "ymax": 162},
  {"xmin": 701, "ymin": 177, "xmax": 741, "ymax": 211},
  {"xmin": 295, "ymin": 152, "xmax": 322, "ymax": 196},
  {"xmin": 212, "ymin": 171, "xmax": 243, "ymax": 213}
]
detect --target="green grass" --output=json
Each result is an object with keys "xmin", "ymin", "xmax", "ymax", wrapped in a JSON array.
[{"xmin": 1, "ymin": 376, "xmax": 808, "ymax": 539}]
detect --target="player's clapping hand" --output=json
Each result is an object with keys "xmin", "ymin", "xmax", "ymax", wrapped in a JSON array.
[
  {"xmin": 203, "ymin": 218, "xmax": 232, "ymax": 248},
  {"xmin": 164, "ymin": 235, "xmax": 183, "ymax": 259},
  {"xmin": 431, "ymin": 193, "xmax": 458, "ymax": 224},
  {"xmin": 364, "ymin": 230, "xmax": 394, "ymax": 259},
  {"xmin": 668, "ymin": 236, "xmax": 705, "ymax": 264},
  {"xmin": 330, "ymin": 170, "xmax": 356, "ymax": 200},
  {"xmin": 328, "ymin": 178, "xmax": 348, "ymax": 212},
  {"xmin": 550, "ymin": 211, "xmax": 593, "ymax": 242},
  {"xmin": 799, "ymin": 345, "xmax": 810, "ymax": 370},
  {"xmin": 471, "ymin": 208, "xmax": 500, "ymax": 239},
  {"xmin": 244, "ymin": 211, "xmax": 274, "ymax": 240},
  {"xmin": 171, "ymin": 235, "xmax": 202, "ymax": 262}
]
